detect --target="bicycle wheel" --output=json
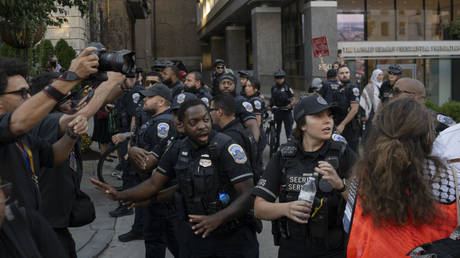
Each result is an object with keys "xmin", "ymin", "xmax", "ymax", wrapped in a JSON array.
[
  {"xmin": 97, "ymin": 143, "xmax": 124, "ymax": 190},
  {"xmin": 269, "ymin": 123, "xmax": 277, "ymax": 158}
]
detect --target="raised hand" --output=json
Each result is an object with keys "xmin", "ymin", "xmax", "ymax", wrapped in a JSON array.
[
  {"xmin": 68, "ymin": 115, "xmax": 88, "ymax": 135},
  {"xmin": 68, "ymin": 47, "xmax": 100, "ymax": 79},
  {"xmin": 90, "ymin": 178, "xmax": 120, "ymax": 201}
]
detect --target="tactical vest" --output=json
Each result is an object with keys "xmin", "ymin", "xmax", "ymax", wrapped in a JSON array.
[
  {"xmin": 274, "ymin": 140, "xmax": 347, "ymax": 246},
  {"xmin": 174, "ymin": 133, "xmax": 249, "ymax": 234},
  {"xmin": 271, "ymin": 84, "xmax": 291, "ymax": 107}
]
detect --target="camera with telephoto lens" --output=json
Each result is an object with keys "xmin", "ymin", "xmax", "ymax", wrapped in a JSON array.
[{"xmin": 87, "ymin": 42, "xmax": 136, "ymax": 81}]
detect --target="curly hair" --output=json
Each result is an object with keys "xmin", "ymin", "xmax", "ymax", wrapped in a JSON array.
[
  {"xmin": 0, "ymin": 57, "xmax": 28, "ymax": 94},
  {"xmin": 353, "ymin": 98, "xmax": 444, "ymax": 226}
]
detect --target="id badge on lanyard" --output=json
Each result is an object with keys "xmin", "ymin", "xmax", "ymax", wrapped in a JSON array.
[{"xmin": 16, "ymin": 142, "xmax": 39, "ymax": 190}]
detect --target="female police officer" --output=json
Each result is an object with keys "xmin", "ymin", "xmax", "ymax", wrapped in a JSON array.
[{"xmin": 253, "ymin": 94, "xmax": 357, "ymax": 258}]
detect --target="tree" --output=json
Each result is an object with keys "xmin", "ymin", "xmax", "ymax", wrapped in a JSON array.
[
  {"xmin": 55, "ymin": 38, "xmax": 76, "ymax": 70},
  {"xmin": 37, "ymin": 39, "xmax": 55, "ymax": 69}
]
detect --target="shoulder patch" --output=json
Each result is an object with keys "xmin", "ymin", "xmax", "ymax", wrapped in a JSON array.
[
  {"xmin": 201, "ymin": 97, "xmax": 210, "ymax": 107},
  {"xmin": 254, "ymin": 100, "xmax": 262, "ymax": 110},
  {"xmin": 352, "ymin": 88, "xmax": 360, "ymax": 97},
  {"xmin": 437, "ymin": 114, "xmax": 456, "ymax": 127},
  {"xmin": 132, "ymin": 92, "xmax": 141, "ymax": 104},
  {"xmin": 332, "ymin": 133, "xmax": 347, "ymax": 144},
  {"xmin": 177, "ymin": 93, "xmax": 186, "ymax": 104},
  {"xmin": 227, "ymin": 143, "xmax": 247, "ymax": 164},
  {"xmin": 242, "ymin": 101, "xmax": 254, "ymax": 113},
  {"xmin": 157, "ymin": 122, "xmax": 170, "ymax": 139}
]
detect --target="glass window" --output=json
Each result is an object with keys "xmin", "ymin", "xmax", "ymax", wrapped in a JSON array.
[
  {"xmin": 338, "ymin": 0, "xmax": 365, "ymax": 13},
  {"xmin": 425, "ymin": 0, "xmax": 451, "ymax": 40},
  {"xmin": 367, "ymin": 0, "xmax": 396, "ymax": 40},
  {"xmin": 338, "ymin": 14, "xmax": 365, "ymax": 41},
  {"xmin": 396, "ymin": 0, "xmax": 424, "ymax": 40}
]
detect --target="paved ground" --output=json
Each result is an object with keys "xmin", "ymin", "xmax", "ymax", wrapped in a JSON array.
[{"xmin": 72, "ymin": 125, "xmax": 290, "ymax": 257}]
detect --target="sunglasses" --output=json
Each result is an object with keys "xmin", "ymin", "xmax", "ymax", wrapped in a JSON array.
[
  {"xmin": 216, "ymin": 66, "xmax": 225, "ymax": 70},
  {"xmin": 0, "ymin": 183, "xmax": 12, "ymax": 204},
  {"xmin": 388, "ymin": 71, "xmax": 401, "ymax": 75},
  {"xmin": 0, "ymin": 88, "xmax": 31, "ymax": 99},
  {"xmin": 146, "ymin": 80, "xmax": 159, "ymax": 85},
  {"xmin": 208, "ymin": 107, "xmax": 218, "ymax": 112}
]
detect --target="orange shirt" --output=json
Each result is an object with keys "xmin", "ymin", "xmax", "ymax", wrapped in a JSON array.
[{"xmin": 347, "ymin": 198, "xmax": 458, "ymax": 258}]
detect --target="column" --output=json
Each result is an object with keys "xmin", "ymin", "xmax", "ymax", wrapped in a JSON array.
[
  {"xmin": 225, "ymin": 26, "xmax": 247, "ymax": 72},
  {"xmin": 201, "ymin": 41, "xmax": 212, "ymax": 83},
  {"xmin": 251, "ymin": 6, "xmax": 282, "ymax": 93},
  {"xmin": 135, "ymin": 18, "xmax": 153, "ymax": 69},
  {"xmin": 304, "ymin": 1, "xmax": 338, "ymax": 88},
  {"xmin": 210, "ymin": 36, "xmax": 226, "ymax": 65}
]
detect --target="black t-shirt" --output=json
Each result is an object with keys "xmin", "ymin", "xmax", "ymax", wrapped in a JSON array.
[
  {"xmin": 0, "ymin": 113, "xmax": 54, "ymax": 210},
  {"xmin": 136, "ymin": 110, "xmax": 176, "ymax": 151},
  {"xmin": 170, "ymin": 80, "xmax": 185, "ymax": 99},
  {"xmin": 253, "ymin": 139, "xmax": 356, "ymax": 203},
  {"xmin": 379, "ymin": 80, "xmax": 393, "ymax": 103},
  {"xmin": 220, "ymin": 119, "xmax": 248, "ymax": 152},
  {"xmin": 319, "ymin": 81, "xmax": 360, "ymax": 125},
  {"xmin": 234, "ymin": 96, "xmax": 256, "ymax": 124},
  {"xmin": 157, "ymin": 132, "xmax": 253, "ymax": 184},
  {"xmin": 270, "ymin": 83, "xmax": 294, "ymax": 108}
]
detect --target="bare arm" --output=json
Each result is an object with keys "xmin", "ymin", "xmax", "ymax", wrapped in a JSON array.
[
  {"xmin": 255, "ymin": 114, "xmax": 262, "ymax": 128},
  {"xmin": 337, "ymin": 102, "xmax": 359, "ymax": 134},
  {"xmin": 52, "ymin": 115, "xmax": 88, "ymax": 166},
  {"xmin": 254, "ymin": 196, "xmax": 312, "ymax": 223},
  {"xmin": 244, "ymin": 118, "xmax": 260, "ymax": 142}
]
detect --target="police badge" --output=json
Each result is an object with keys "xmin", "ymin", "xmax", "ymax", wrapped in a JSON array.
[
  {"xmin": 228, "ymin": 144, "xmax": 247, "ymax": 164},
  {"xmin": 157, "ymin": 122, "xmax": 170, "ymax": 139}
]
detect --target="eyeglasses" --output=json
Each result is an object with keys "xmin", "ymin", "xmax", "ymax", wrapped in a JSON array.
[
  {"xmin": 208, "ymin": 107, "xmax": 218, "ymax": 112},
  {"xmin": 216, "ymin": 66, "xmax": 225, "ymax": 70},
  {"xmin": 388, "ymin": 71, "xmax": 401, "ymax": 75},
  {"xmin": 0, "ymin": 183, "xmax": 12, "ymax": 204},
  {"xmin": 0, "ymin": 88, "xmax": 31, "ymax": 99}
]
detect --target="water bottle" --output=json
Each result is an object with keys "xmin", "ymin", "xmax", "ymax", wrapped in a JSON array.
[
  {"xmin": 298, "ymin": 177, "xmax": 317, "ymax": 221},
  {"xmin": 219, "ymin": 192, "xmax": 230, "ymax": 206}
]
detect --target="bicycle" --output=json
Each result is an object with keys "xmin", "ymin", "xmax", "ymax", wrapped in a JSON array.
[
  {"xmin": 97, "ymin": 142, "xmax": 125, "ymax": 190},
  {"xmin": 264, "ymin": 106, "xmax": 290, "ymax": 158}
]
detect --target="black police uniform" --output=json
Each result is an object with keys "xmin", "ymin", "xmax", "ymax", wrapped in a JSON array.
[
  {"xmin": 234, "ymin": 95, "xmax": 257, "ymax": 125},
  {"xmin": 134, "ymin": 109, "xmax": 180, "ymax": 258},
  {"xmin": 169, "ymin": 80, "xmax": 185, "ymax": 99},
  {"xmin": 319, "ymin": 81, "xmax": 361, "ymax": 152},
  {"xmin": 184, "ymin": 87, "xmax": 212, "ymax": 107},
  {"xmin": 156, "ymin": 131, "xmax": 259, "ymax": 258},
  {"xmin": 211, "ymin": 72, "xmax": 224, "ymax": 96},
  {"xmin": 253, "ymin": 136, "xmax": 356, "ymax": 258},
  {"xmin": 246, "ymin": 93, "xmax": 267, "ymax": 179},
  {"xmin": 378, "ymin": 79, "xmax": 398, "ymax": 103},
  {"xmin": 271, "ymin": 82, "xmax": 294, "ymax": 143},
  {"xmin": 429, "ymin": 109, "xmax": 456, "ymax": 135}
]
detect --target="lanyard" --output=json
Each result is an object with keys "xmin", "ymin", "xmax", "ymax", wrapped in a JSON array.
[{"xmin": 15, "ymin": 142, "xmax": 38, "ymax": 185}]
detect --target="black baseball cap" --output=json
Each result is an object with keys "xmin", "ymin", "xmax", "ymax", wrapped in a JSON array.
[
  {"xmin": 238, "ymin": 70, "xmax": 251, "ymax": 78},
  {"xmin": 388, "ymin": 64, "xmax": 402, "ymax": 75},
  {"xmin": 274, "ymin": 69, "xmax": 286, "ymax": 78},
  {"xmin": 293, "ymin": 94, "xmax": 337, "ymax": 122},
  {"xmin": 219, "ymin": 73, "xmax": 236, "ymax": 83},
  {"xmin": 214, "ymin": 59, "xmax": 225, "ymax": 66},
  {"xmin": 171, "ymin": 92, "xmax": 197, "ymax": 111},
  {"xmin": 327, "ymin": 69, "xmax": 337, "ymax": 78},
  {"xmin": 139, "ymin": 83, "xmax": 172, "ymax": 102}
]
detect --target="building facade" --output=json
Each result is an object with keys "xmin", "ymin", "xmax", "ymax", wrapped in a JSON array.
[{"xmin": 197, "ymin": 0, "xmax": 460, "ymax": 104}]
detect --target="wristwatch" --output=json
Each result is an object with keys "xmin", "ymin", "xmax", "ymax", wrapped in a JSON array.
[
  {"xmin": 338, "ymin": 178, "xmax": 347, "ymax": 193},
  {"xmin": 58, "ymin": 71, "xmax": 80, "ymax": 82}
]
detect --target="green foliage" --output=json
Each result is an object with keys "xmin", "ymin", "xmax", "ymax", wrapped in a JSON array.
[
  {"xmin": 55, "ymin": 38, "xmax": 76, "ymax": 70},
  {"xmin": 0, "ymin": 43, "xmax": 17, "ymax": 57},
  {"xmin": 37, "ymin": 39, "xmax": 55, "ymax": 68},
  {"xmin": 442, "ymin": 15, "xmax": 460, "ymax": 40},
  {"xmin": 0, "ymin": 0, "xmax": 92, "ymax": 28},
  {"xmin": 426, "ymin": 99, "xmax": 460, "ymax": 122}
]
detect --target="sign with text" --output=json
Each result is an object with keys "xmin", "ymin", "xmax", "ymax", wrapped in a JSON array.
[{"xmin": 312, "ymin": 36, "xmax": 330, "ymax": 58}]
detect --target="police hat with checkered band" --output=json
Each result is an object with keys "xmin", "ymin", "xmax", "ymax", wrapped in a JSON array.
[{"xmin": 293, "ymin": 94, "xmax": 337, "ymax": 123}]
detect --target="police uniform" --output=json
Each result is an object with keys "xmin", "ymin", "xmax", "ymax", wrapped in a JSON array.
[
  {"xmin": 169, "ymin": 80, "xmax": 185, "ymax": 99},
  {"xmin": 253, "ymin": 136, "xmax": 356, "ymax": 258},
  {"xmin": 184, "ymin": 87, "xmax": 212, "ymax": 107},
  {"xmin": 319, "ymin": 81, "xmax": 361, "ymax": 152},
  {"xmin": 271, "ymin": 81, "xmax": 294, "ymax": 142},
  {"xmin": 246, "ymin": 92, "xmax": 267, "ymax": 179},
  {"xmin": 378, "ymin": 64, "xmax": 401, "ymax": 103},
  {"xmin": 156, "ymin": 131, "xmax": 259, "ymax": 258},
  {"xmin": 429, "ymin": 109, "xmax": 456, "ymax": 135}
]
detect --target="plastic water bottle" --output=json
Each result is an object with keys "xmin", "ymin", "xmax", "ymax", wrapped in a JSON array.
[{"xmin": 298, "ymin": 177, "xmax": 317, "ymax": 221}]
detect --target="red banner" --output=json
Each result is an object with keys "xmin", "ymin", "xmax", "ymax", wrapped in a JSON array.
[{"xmin": 312, "ymin": 36, "xmax": 330, "ymax": 58}]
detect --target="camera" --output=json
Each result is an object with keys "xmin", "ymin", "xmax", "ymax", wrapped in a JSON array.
[{"xmin": 88, "ymin": 42, "xmax": 136, "ymax": 81}]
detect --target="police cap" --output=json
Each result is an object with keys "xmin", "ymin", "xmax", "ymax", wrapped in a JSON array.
[
  {"xmin": 214, "ymin": 59, "xmax": 225, "ymax": 67},
  {"xmin": 139, "ymin": 83, "xmax": 172, "ymax": 102},
  {"xmin": 171, "ymin": 92, "xmax": 197, "ymax": 111},
  {"xmin": 327, "ymin": 69, "xmax": 337, "ymax": 78},
  {"xmin": 274, "ymin": 69, "xmax": 286, "ymax": 78},
  {"xmin": 293, "ymin": 94, "xmax": 337, "ymax": 122},
  {"xmin": 238, "ymin": 70, "xmax": 251, "ymax": 78},
  {"xmin": 388, "ymin": 64, "xmax": 402, "ymax": 75},
  {"xmin": 219, "ymin": 72, "xmax": 236, "ymax": 84}
]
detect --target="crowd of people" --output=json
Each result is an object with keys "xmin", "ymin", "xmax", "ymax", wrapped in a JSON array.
[{"xmin": 0, "ymin": 45, "xmax": 459, "ymax": 258}]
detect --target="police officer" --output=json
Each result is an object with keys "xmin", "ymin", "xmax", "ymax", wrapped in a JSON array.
[
  {"xmin": 218, "ymin": 72, "xmax": 260, "ymax": 142},
  {"xmin": 209, "ymin": 94, "xmax": 258, "ymax": 179},
  {"xmin": 91, "ymin": 99, "xmax": 259, "ymax": 257},
  {"xmin": 319, "ymin": 66, "xmax": 360, "ymax": 152},
  {"xmin": 270, "ymin": 69, "xmax": 295, "ymax": 147},
  {"xmin": 161, "ymin": 64, "xmax": 185, "ymax": 98},
  {"xmin": 211, "ymin": 59, "xmax": 226, "ymax": 96},
  {"xmin": 253, "ymin": 95, "xmax": 357, "ymax": 258},
  {"xmin": 379, "ymin": 64, "xmax": 402, "ymax": 103},
  {"xmin": 184, "ymin": 71, "xmax": 212, "ymax": 107},
  {"xmin": 238, "ymin": 70, "xmax": 251, "ymax": 96},
  {"xmin": 388, "ymin": 78, "xmax": 456, "ymax": 135},
  {"xmin": 244, "ymin": 77, "xmax": 266, "ymax": 179}
]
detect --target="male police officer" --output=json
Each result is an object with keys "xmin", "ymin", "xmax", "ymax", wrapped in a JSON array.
[
  {"xmin": 184, "ymin": 71, "xmax": 212, "ymax": 107},
  {"xmin": 211, "ymin": 59, "xmax": 226, "ymax": 96},
  {"xmin": 319, "ymin": 66, "xmax": 360, "ymax": 152},
  {"xmin": 270, "ymin": 69, "xmax": 296, "ymax": 147},
  {"xmin": 218, "ymin": 73, "xmax": 260, "ymax": 143},
  {"xmin": 379, "ymin": 64, "xmax": 402, "ymax": 103},
  {"xmin": 161, "ymin": 64, "xmax": 185, "ymax": 98},
  {"xmin": 91, "ymin": 99, "xmax": 259, "ymax": 257}
]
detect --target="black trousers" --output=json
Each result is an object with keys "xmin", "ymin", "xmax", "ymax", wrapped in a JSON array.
[
  {"xmin": 144, "ymin": 203, "xmax": 180, "ymax": 258},
  {"xmin": 278, "ymin": 236, "xmax": 345, "ymax": 258},
  {"xmin": 122, "ymin": 167, "xmax": 144, "ymax": 235},
  {"xmin": 274, "ymin": 110, "xmax": 293, "ymax": 145},
  {"xmin": 54, "ymin": 228, "xmax": 77, "ymax": 258},
  {"xmin": 178, "ymin": 224, "xmax": 259, "ymax": 258}
]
